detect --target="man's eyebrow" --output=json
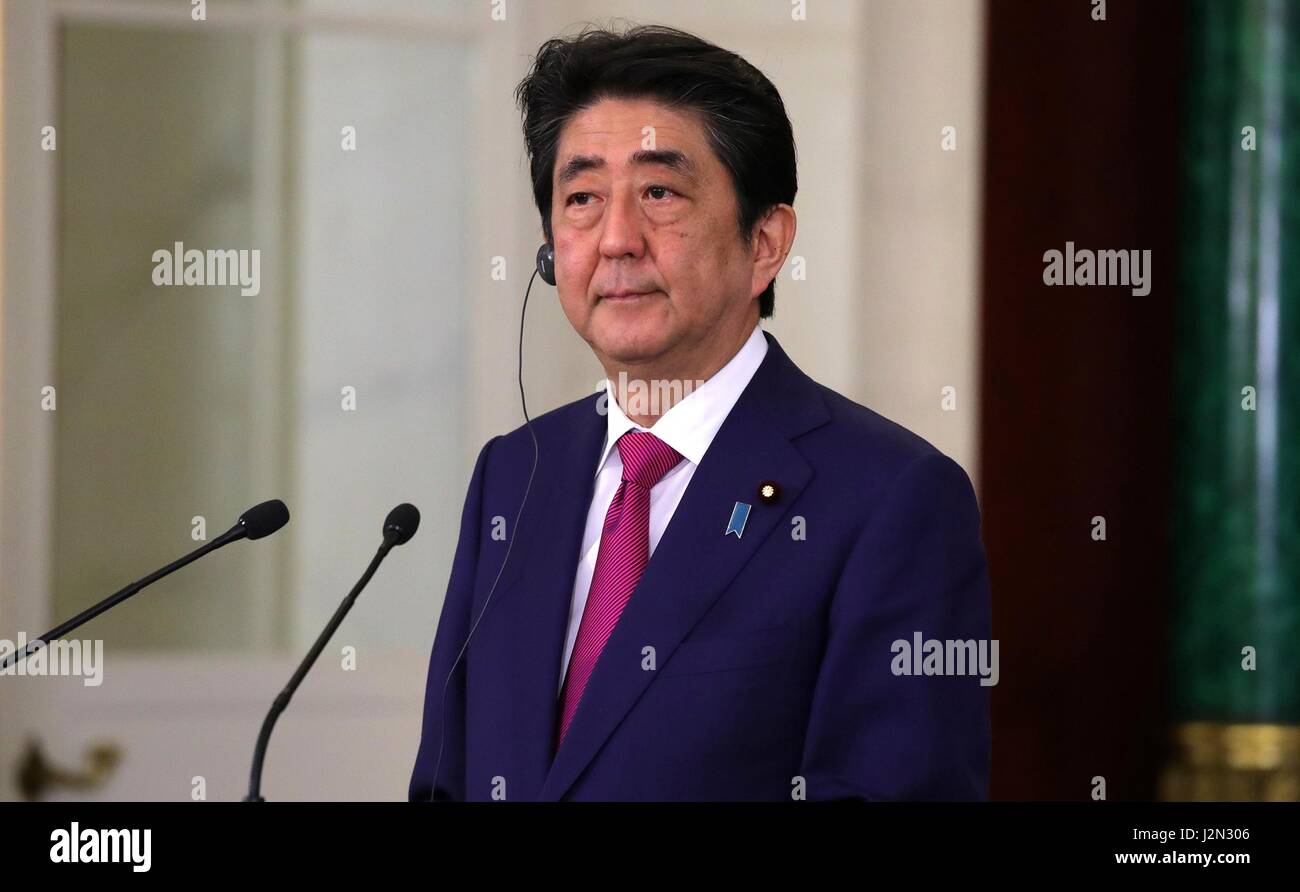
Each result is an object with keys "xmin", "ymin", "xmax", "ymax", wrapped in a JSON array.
[
  {"xmin": 630, "ymin": 148, "xmax": 700, "ymax": 181},
  {"xmin": 556, "ymin": 149, "xmax": 700, "ymax": 185}
]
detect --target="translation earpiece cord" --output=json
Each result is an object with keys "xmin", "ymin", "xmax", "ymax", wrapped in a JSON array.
[{"xmin": 430, "ymin": 267, "xmax": 542, "ymax": 800}]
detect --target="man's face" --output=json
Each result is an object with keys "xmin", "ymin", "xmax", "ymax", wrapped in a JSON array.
[{"xmin": 549, "ymin": 97, "xmax": 759, "ymax": 371}]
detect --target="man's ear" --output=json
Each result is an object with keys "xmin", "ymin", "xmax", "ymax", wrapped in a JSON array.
[{"xmin": 750, "ymin": 205, "xmax": 797, "ymax": 298}]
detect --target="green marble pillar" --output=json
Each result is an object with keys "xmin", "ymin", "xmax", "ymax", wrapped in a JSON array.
[{"xmin": 1166, "ymin": 0, "xmax": 1300, "ymax": 800}]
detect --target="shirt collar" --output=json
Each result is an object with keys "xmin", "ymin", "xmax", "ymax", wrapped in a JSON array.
[{"xmin": 594, "ymin": 323, "xmax": 769, "ymax": 476}]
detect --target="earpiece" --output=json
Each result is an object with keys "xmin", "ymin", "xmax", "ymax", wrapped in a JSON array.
[{"xmin": 535, "ymin": 243, "xmax": 555, "ymax": 286}]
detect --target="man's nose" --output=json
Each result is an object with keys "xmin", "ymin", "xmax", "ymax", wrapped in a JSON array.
[{"xmin": 598, "ymin": 189, "xmax": 646, "ymax": 261}]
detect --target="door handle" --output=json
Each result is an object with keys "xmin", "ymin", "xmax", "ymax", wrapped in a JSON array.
[{"xmin": 17, "ymin": 736, "xmax": 122, "ymax": 801}]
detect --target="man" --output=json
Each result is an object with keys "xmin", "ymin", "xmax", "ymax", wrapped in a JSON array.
[{"xmin": 409, "ymin": 24, "xmax": 991, "ymax": 801}]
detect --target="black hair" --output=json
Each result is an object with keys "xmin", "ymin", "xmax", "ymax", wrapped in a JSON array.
[{"xmin": 514, "ymin": 23, "xmax": 797, "ymax": 318}]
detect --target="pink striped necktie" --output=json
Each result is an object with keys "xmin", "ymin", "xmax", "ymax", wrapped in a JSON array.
[{"xmin": 555, "ymin": 430, "xmax": 683, "ymax": 751}]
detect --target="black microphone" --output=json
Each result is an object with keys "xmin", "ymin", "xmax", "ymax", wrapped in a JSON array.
[
  {"xmin": 244, "ymin": 503, "xmax": 421, "ymax": 802},
  {"xmin": 0, "ymin": 499, "xmax": 290, "ymax": 671},
  {"xmin": 237, "ymin": 499, "xmax": 292, "ymax": 541},
  {"xmin": 383, "ymin": 502, "xmax": 421, "ymax": 546}
]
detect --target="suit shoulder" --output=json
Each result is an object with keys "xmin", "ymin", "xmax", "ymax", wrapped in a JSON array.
[
  {"xmin": 814, "ymin": 384, "xmax": 939, "ymax": 462},
  {"xmin": 475, "ymin": 390, "xmax": 602, "ymax": 470},
  {"xmin": 805, "ymin": 383, "xmax": 973, "ymax": 492},
  {"xmin": 799, "ymin": 384, "xmax": 981, "ymax": 540}
]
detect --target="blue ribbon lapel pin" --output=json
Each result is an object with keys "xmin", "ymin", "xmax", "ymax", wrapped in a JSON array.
[{"xmin": 725, "ymin": 501, "xmax": 752, "ymax": 539}]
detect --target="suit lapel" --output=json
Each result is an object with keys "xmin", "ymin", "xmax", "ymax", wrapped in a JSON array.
[{"xmin": 539, "ymin": 333, "xmax": 830, "ymax": 800}]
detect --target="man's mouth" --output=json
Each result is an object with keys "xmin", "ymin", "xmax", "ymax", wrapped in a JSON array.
[{"xmin": 599, "ymin": 289, "xmax": 657, "ymax": 301}]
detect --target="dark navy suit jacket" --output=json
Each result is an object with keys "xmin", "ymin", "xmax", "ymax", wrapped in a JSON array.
[{"xmin": 409, "ymin": 332, "xmax": 991, "ymax": 801}]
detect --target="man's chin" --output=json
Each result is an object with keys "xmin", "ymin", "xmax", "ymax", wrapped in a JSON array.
[
  {"xmin": 587, "ymin": 305, "xmax": 675, "ymax": 365},
  {"xmin": 590, "ymin": 329, "xmax": 672, "ymax": 367}
]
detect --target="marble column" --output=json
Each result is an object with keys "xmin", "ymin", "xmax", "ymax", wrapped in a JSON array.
[{"xmin": 1164, "ymin": 0, "xmax": 1300, "ymax": 800}]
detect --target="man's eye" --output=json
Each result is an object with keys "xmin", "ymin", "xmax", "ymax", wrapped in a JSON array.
[{"xmin": 566, "ymin": 187, "xmax": 674, "ymax": 206}]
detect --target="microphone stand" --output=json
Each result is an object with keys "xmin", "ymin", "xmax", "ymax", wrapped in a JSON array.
[
  {"xmin": 243, "ymin": 540, "xmax": 396, "ymax": 802},
  {"xmin": 0, "ymin": 525, "xmax": 246, "ymax": 672}
]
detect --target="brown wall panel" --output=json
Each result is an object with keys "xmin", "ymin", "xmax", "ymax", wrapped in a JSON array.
[{"xmin": 980, "ymin": 0, "xmax": 1183, "ymax": 800}]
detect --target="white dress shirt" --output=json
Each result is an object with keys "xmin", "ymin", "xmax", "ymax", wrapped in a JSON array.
[{"xmin": 557, "ymin": 323, "xmax": 769, "ymax": 695}]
